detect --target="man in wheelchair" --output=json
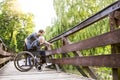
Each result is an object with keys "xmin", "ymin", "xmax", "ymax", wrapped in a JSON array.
[{"xmin": 25, "ymin": 29, "xmax": 52, "ymax": 66}]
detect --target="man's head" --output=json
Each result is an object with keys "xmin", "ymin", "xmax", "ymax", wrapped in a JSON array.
[{"xmin": 37, "ymin": 29, "xmax": 45, "ymax": 36}]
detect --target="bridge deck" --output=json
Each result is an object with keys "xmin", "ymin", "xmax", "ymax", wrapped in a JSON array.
[{"xmin": 0, "ymin": 61, "xmax": 94, "ymax": 80}]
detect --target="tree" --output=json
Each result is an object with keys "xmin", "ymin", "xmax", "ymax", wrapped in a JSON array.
[{"xmin": 0, "ymin": 0, "xmax": 35, "ymax": 52}]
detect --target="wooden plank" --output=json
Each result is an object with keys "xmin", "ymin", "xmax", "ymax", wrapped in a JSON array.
[
  {"xmin": 46, "ymin": 46, "xmax": 61, "ymax": 72},
  {"xmin": 46, "ymin": 28, "xmax": 120, "ymax": 56},
  {"xmin": 48, "ymin": 54, "xmax": 120, "ymax": 68},
  {"xmin": 62, "ymin": 37, "xmax": 96, "ymax": 78},
  {"xmin": 67, "ymin": 54, "xmax": 89, "ymax": 78},
  {"xmin": 83, "ymin": 66, "xmax": 97, "ymax": 79},
  {"xmin": 73, "ymin": 51, "xmax": 97, "ymax": 79},
  {"xmin": 0, "ymin": 38, "xmax": 8, "ymax": 51},
  {"xmin": 0, "ymin": 57, "xmax": 11, "ymax": 64},
  {"xmin": 49, "ymin": 1, "xmax": 120, "ymax": 43},
  {"xmin": 60, "ymin": 52, "xmax": 88, "ymax": 78},
  {"xmin": 0, "ymin": 50, "xmax": 12, "ymax": 58},
  {"xmin": 0, "ymin": 44, "xmax": 12, "ymax": 58},
  {"xmin": 0, "ymin": 61, "xmax": 94, "ymax": 80}
]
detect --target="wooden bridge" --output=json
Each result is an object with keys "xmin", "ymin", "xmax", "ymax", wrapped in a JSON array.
[
  {"xmin": 0, "ymin": 61, "xmax": 94, "ymax": 80},
  {"xmin": 0, "ymin": 1, "xmax": 120, "ymax": 80}
]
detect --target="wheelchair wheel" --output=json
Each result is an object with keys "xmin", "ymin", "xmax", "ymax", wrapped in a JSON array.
[{"xmin": 14, "ymin": 51, "xmax": 35, "ymax": 72}]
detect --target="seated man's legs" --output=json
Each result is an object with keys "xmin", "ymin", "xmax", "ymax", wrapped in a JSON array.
[
  {"xmin": 37, "ymin": 50, "xmax": 46, "ymax": 63},
  {"xmin": 40, "ymin": 51, "xmax": 45, "ymax": 56}
]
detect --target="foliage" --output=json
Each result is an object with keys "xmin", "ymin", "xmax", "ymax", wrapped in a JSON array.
[
  {"xmin": 0, "ymin": 0, "xmax": 35, "ymax": 52},
  {"xmin": 45, "ymin": 0, "xmax": 117, "ymax": 80}
]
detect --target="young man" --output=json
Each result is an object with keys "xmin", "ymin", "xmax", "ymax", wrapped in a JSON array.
[
  {"xmin": 25, "ymin": 29, "xmax": 51, "ymax": 64},
  {"xmin": 25, "ymin": 29, "xmax": 51, "ymax": 51}
]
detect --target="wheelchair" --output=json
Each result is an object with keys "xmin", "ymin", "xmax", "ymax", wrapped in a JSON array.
[{"xmin": 14, "ymin": 43, "xmax": 46, "ymax": 72}]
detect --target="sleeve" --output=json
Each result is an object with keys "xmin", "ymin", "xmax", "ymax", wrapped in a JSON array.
[
  {"xmin": 44, "ymin": 41, "xmax": 51, "ymax": 45},
  {"xmin": 33, "ymin": 33, "xmax": 38, "ymax": 40},
  {"xmin": 27, "ymin": 33, "xmax": 37, "ymax": 40}
]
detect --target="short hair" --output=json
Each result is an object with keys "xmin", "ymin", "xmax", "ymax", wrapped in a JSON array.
[{"xmin": 38, "ymin": 29, "xmax": 45, "ymax": 33}]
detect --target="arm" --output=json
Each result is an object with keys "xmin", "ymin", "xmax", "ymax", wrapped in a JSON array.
[
  {"xmin": 44, "ymin": 41, "xmax": 52, "ymax": 46},
  {"xmin": 39, "ymin": 36, "xmax": 52, "ymax": 46}
]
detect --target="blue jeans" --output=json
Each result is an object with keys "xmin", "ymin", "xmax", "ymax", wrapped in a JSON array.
[{"xmin": 28, "ymin": 50, "xmax": 46, "ymax": 65}]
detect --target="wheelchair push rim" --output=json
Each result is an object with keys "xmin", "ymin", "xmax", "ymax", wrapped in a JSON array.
[{"xmin": 14, "ymin": 51, "xmax": 35, "ymax": 72}]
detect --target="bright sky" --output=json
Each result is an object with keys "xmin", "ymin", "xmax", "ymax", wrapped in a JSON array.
[{"xmin": 18, "ymin": 0, "xmax": 56, "ymax": 32}]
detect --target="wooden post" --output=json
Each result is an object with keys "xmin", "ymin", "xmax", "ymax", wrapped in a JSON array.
[
  {"xmin": 109, "ymin": 10, "xmax": 120, "ymax": 80},
  {"xmin": 60, "ymin": 37, "xmax": 71, "ymax": 72},
  {"xmin": 62, "ymin": 37, "xmax": 97, "ymax": 79},
  {"xmin": 45, "ymin": 45, "xmax": 61, "ymax": 72}
]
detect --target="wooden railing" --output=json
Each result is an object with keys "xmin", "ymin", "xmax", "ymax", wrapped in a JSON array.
[
  {"xmin": 0, "ymin": 38, "xmax": 13, "ymax": 68},
  {"xmin": 45, "ymin": 1, "xmax": 120, "ymax": 80}
]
